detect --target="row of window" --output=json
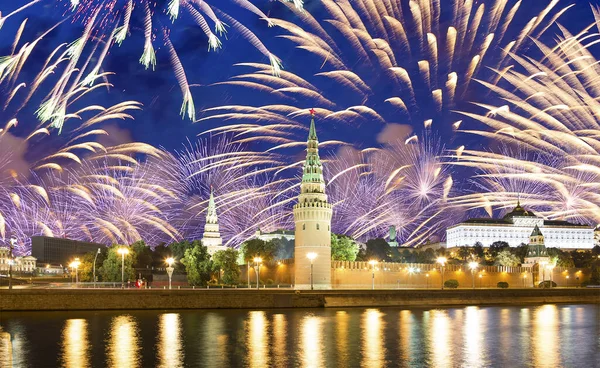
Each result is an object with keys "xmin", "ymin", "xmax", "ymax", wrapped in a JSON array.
[{"xmin": 301, "ymin": 223, "xmax": 330, "ymax": 231}]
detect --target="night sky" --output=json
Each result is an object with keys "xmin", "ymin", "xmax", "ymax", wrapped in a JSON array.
[{"xmin": 2, "ymin": 0, "xmax": 595, "ymax": 154}]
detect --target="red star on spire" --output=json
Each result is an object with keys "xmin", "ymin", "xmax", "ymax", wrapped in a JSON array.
[{"xmin": 309, "ymin": 108, "xmax": 316, "ymax": 116}]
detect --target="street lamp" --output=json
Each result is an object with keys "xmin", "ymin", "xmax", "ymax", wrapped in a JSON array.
[
  {"xmin": 69, "ymin": 258, "xmax": 81, "ymax": 286},
  {"xmin": 546, "ymin": 264, "xmax": 555, "ymax": 288},
  {"xmin": 165, "ymin": 257, "xmax": 175, "ymax": 290},
  {"xmin": 8, "ymin": 235, "xmax": 17, "ymax": 290},
  {"xmin": 523, "ymin": 273, "xmax": 527, "ymax": 288},
  {"xmin": 565, "ymin": 275, "xmax": 569, "ymax": 288},
  {"xmin": 425, "ymin": 273, "xmax": 430, "ymax": 289},
  {"xmin": 468, "ymin": 262, "xmax": 478, "ymax": 289},
  {"xmin": 437, "ymin": 257, "xmax": 447, "ymax": 289},
  {"xmin": 93, "ymin": 248, "xmax": 101, "ymax": 289},
  {"xmin": 253, "ymin": 257, "xmax": 262, "ymax": 289},
  {"xmin": 478, "ymin": 273, "xmax": 483, "ymax": 288},
  {"xmin": 117, "ymin": 247, "xmax": 130, "ymax": 289},
  {"xmin": 306, "ymin": 252, "xmax": 317, "ymax": 290},
  {"xmin": 368, "ymin": 260, "xmax": 378, "ymax": 290}
]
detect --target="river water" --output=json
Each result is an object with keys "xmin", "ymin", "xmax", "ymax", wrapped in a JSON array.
[{"xmin": 0, "ymin": 304, "xmax": 598, "ymax": 367}]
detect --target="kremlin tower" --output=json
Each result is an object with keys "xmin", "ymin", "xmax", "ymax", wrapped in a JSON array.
[
  {"xmin": 293, "ymin": 110, "xmax": 333, "ymax": 289},
  {"xmin": 202, "ymin": 188, "xmax": 226, "ymax": 256}
]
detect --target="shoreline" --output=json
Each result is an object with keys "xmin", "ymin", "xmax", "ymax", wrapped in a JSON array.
[{"xmin": 1, "ymin": 288, "xmax": 599, "ymax": 311}]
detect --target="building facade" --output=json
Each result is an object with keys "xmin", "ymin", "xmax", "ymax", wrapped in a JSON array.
[
  {"xmin": 254, "ymin": 229, "xmax": 295, "ymax": 243},
  {"xmin": 293, "ymin": 112, "xmax": 333, "ymax": 289},
  {"xmin": 446, "ymin": 202, "xmax": 594, "ymax": 249},
  {"xmin": 0, "ymin": 247, "xmax": 37, "ymax": 273},
  {"xmin": 202, "ymin": 188, "xmax": 227, "ymax": 256},
  {"xmin": 31, "ymin": 236, "xmax": 103, "ymax": 265}
]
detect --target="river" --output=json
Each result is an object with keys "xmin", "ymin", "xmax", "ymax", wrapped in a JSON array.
[{"xmin": 0, "ymin": 304, "xmax": 598, "ymax": 367}]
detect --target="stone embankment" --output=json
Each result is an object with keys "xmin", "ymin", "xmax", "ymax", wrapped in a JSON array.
[{"xmin": 1, "ymin": 288, "xmax": 599, "ymax": 311}]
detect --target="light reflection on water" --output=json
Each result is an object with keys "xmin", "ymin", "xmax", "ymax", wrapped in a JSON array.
[
  {"xmin": 0, "ymin": 304, "xmax": 598, "ymax": 367},
  {"xmin": 61, "ymin": 319, "xmax": 89, "ymax": 368},
  {"xmin": 107, "ymin": 315, "xmax": 141, "ymax": 368}
]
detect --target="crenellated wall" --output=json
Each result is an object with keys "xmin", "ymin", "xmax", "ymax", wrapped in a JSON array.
[{"xmin": 240, "ymin": 260, "xmax": 591, "ymax": 289}]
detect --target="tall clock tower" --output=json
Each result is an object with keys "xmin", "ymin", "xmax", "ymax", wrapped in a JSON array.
[{"xmin": 293, "ymin": 110, "xmax": 333, "ymax": 289}]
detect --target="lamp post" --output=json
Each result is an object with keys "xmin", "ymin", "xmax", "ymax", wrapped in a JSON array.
[
  {"xmin": 565, "ymin": 275, "xmax": 569, "ymax": 288},
  {"xmin": 426, "ymin": 273, "xmax": 429, "ymax": 289},
  {"xmin": 8, "ymin": 235, "xmax": 17, "ymax": 290},
  {"xmin": 437, "ymin": 257, "xmax": 447, "ymax": 289},
  {"xmin": 479, "ymin": 273, "xmax": 483, "ymax": 288},
  {"xmin": 306, "ymin": 252, "xmax": 317, "ymax": 290},
  {"xmin": 368, "ymin": 260, "xmax": 378, "ymax": 290},
  {"xmin": 69, "ymin": 258, "xmax": 81, "ymax": 286},
  {"xmin": 93, "ymin": 248, "xmax": 101, "ymax": 288},
  {"xmin": 253, "ymin": 257, "xmax": 262, "ymax": 289},
  {"xmin": 546, "ymin": 264, "xmax": 555, "ymax": 288},
  {"xmin": 117, "ymin": 247, "xmax": 130, "ymax": 289},
  {"xmin": 468, "ymin": 262, "xmax": 478, "ymax": 289},
  {"xmin": 247, "ymin": 261, "xmax": 250, "ymax": 288},
  {"xmin": 165, "ymin": 257, "xmax": 175, "ymax": 290},
  {"xmin": 523, "ymin": 273, "xmax": 527, "ymax": 288}
]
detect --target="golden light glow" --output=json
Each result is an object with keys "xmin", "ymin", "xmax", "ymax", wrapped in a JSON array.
[
  {"xmin": 299, "ymin": 315, "xmax": 323, "ymax": 367},
  {"xmin": 272, "ymin": 314, "xmax": 288, "ymax": 366},
  {"xmin": 117, "ymin": 247, "xmax": 130, "ymax": 255},
  {"xmin": 335, "ymin": 311, "xmax": 349, "ymax": 366},
  {"xmin": 306, "ymin": 252, "xmax": 317, "ymax": 261},
  {"xmin": 468, "ymin": 262, "xmax": 478, "ymax": 270},
  {"xmin": 361, "ymin": 309, "xmax": 386, "ymax": 368},
  {"xmin": 368, "ymin": 260, "xmax": 378, "ymax": 266},
  {"xmin": 253, "ymin": 257, "xmax": 262, "ymax": 264},
  {"xmin": 247, "ymin": 311, "xmax": 269, "ymax": 368},
  {"xmin": 532, "ymin": 305, "xmax": 559, "ymax": 367},
  {"xmin": 157, "ymin": 314, "xmax": 183, "ymax": 368},
  {"xmin": 107, "ymin": 315, "xmax": 140, "ymax": 368},
  {"xmin": 165, "ymin": 257, "xmax": 175, "ymax": 267},
  {"xmin": 429, "ymin": 310, "xmax": 451, "ymax": 367},
  {"xmin": 464, "ymin": 307, "xmax": 483, "ymax": 367},
  {"xmin": 436, "ymin": 257, "xmax": 447, "ymax": 266},
  {"xmin": 69, "ymin": 258, "xmax": 81, "ymax": 269},
  {"xmin": 61, "ymin": 319, "xmax": 89, "ymax": 368}
]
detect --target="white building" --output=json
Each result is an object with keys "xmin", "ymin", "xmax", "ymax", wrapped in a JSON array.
[
  {"xmin": 0, "ymin": 247, "xmax": 37, "ymax": 273},
  {"xmin": 254, "ymin": 229, "xmax": 295, "ymax": 242},
  {"xmin": 202, "ymin": 189, "xmax": 227, "ymax": 256},
  {"xmin": 446, "ymin": 201, "xmax": 594, "ymax": 249}
]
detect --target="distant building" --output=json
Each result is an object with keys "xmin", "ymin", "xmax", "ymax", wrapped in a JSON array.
[
  {"xmin": 522, "ymin": 225, "xmax": 551, "ymax": 285},
  {"xmin": 387, "ymin": 226, "xmax": 399, "ymax": 247},
  {"xmin": 31, "ymin": 236, "xmax": 103, "ymax": 265},
  {"xmin": 202, "ymin": 188, "xmax": 227, "ymax": 257},
  {"xmin": 0, "ymin": 247, "xmax": 37, "ymax": 273},
  {"xmin": 446, "ymin": 201, "xmax": 594, "ymax": 249},
  {"xmin": 254, "ymin": 229, "xmax": 295, "ymax": 242}
]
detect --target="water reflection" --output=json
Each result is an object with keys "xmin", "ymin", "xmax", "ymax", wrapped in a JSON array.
[
  {"xmin": 299, "ymin": 314, "xmax": 323, "ymax": 368},
  {"xmin": 463, "ymin": 307, "xmax": 483, "ymax": 367},
  {"xmin": 272, "ymin": 314, "xmax": 288, "ymax": 366},
  {"xmin": 202, "ymin": 313, "xmax": 228, "ymax": 367},
  {"xmin": 335, "ymin": 311, "xmax": 349, "ymax": 366},
  {"xmin": 157, "ymin": 314, "xmax": 183, "ymax": 368},
  {"xmin": 107, "ymin": 315, "xmax": 141, "ymax": 368},
  {"xmin": 0, "ymin": 327, "xmax": 12, "ymax": 367},
  {"xmin": 361, "ymin": 309, "xmax": 386, "ymax": 368},
  {"xmin": 532, "ymin": 305, "xmax": 560, "ymax": 367},
  {"xmin": 61, "ymin": 319, "xmax": 89, "ymax": 368},
  {"xmin": 247, "ymin": 311, "xmax": 269, "ymax": 368},
  {"xmin": 429, "ymin": 310, "xmax": 452, "ymax": 368}
]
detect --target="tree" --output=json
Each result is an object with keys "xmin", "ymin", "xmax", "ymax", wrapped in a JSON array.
[
  {"xmin": 182, "ymin": 243, "xmax": 212, "ymax": 286},
  {"xmin": 151, "ymin": 244, "xmax": 172, "ymax": 268},
  {"xmin": 489, "ymin": 241, "xmax": 510, "ymax": 258},
  {"xmin": 76, "ymin": 252, "xmax": 96, "ymax": 282},
  {"xmin": 131, "ymin": 240, "xmax": 153, "ymax": 269},
  {"xmin": 168, "ymin": 240, "xmax": 200, "ymax": 271},
  {"xmin": 415, "ymin": 248, "xmax": 436, "ymax": 264},
  {"xmin": 100, "ymin": 245, "xmax": 137, "ymax": 282},
  {"xmin": 514, "ymin": 243, "xmax": 529, "ymax": 263},
  {"xmin": 212, "ymin": 249, "xmax": 241, "ymax": 285},
  {"xmin": 472, "ymin": 242, "xmax": 485, "ymax": 259},
  {"xmin": 331, "ymin": 234, "xmax": 360, "ymax": 261},
  {"xmin": 365, "ymin": 238, "xmax": 392, "ymax": 262},
  {"xmin": 495, "ymin": 250, "xmax": 520, "ymax": 267},
  {"xmin": 239, "ymin": 239, "xmax": 277, "ymax": 263},
  {"xmin": 272, "ymin": 238, "xmax": 294, "ymax": 260},
  {"xmin": 457, "ymin": 246, "xmax": 471, "ymax": 261}
]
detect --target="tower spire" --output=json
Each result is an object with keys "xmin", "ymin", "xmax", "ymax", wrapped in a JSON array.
[{"xmin": 202, "ymin": 186, "xmax": 225, "ymax": 256}]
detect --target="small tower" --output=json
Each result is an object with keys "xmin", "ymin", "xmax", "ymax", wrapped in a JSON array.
[
  {"xmin": 293, "ymin": 109, "xmax": 333, "ymax": 289},
  {"xmin": 523, "ymin": 224, "xmax": 551, "ymax": 285},
  {"xmin": 388, "ymin": 225, "xmax": 399, "ymax": 247},
  {"xmin": 202, "ymin": 188, "xmax": 226, "ymax": 256}
]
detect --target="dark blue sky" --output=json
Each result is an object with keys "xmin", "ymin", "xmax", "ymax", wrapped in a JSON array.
[{"xmin": 1, "ymin": 0, "xmax": 597, "ymax": 153}]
